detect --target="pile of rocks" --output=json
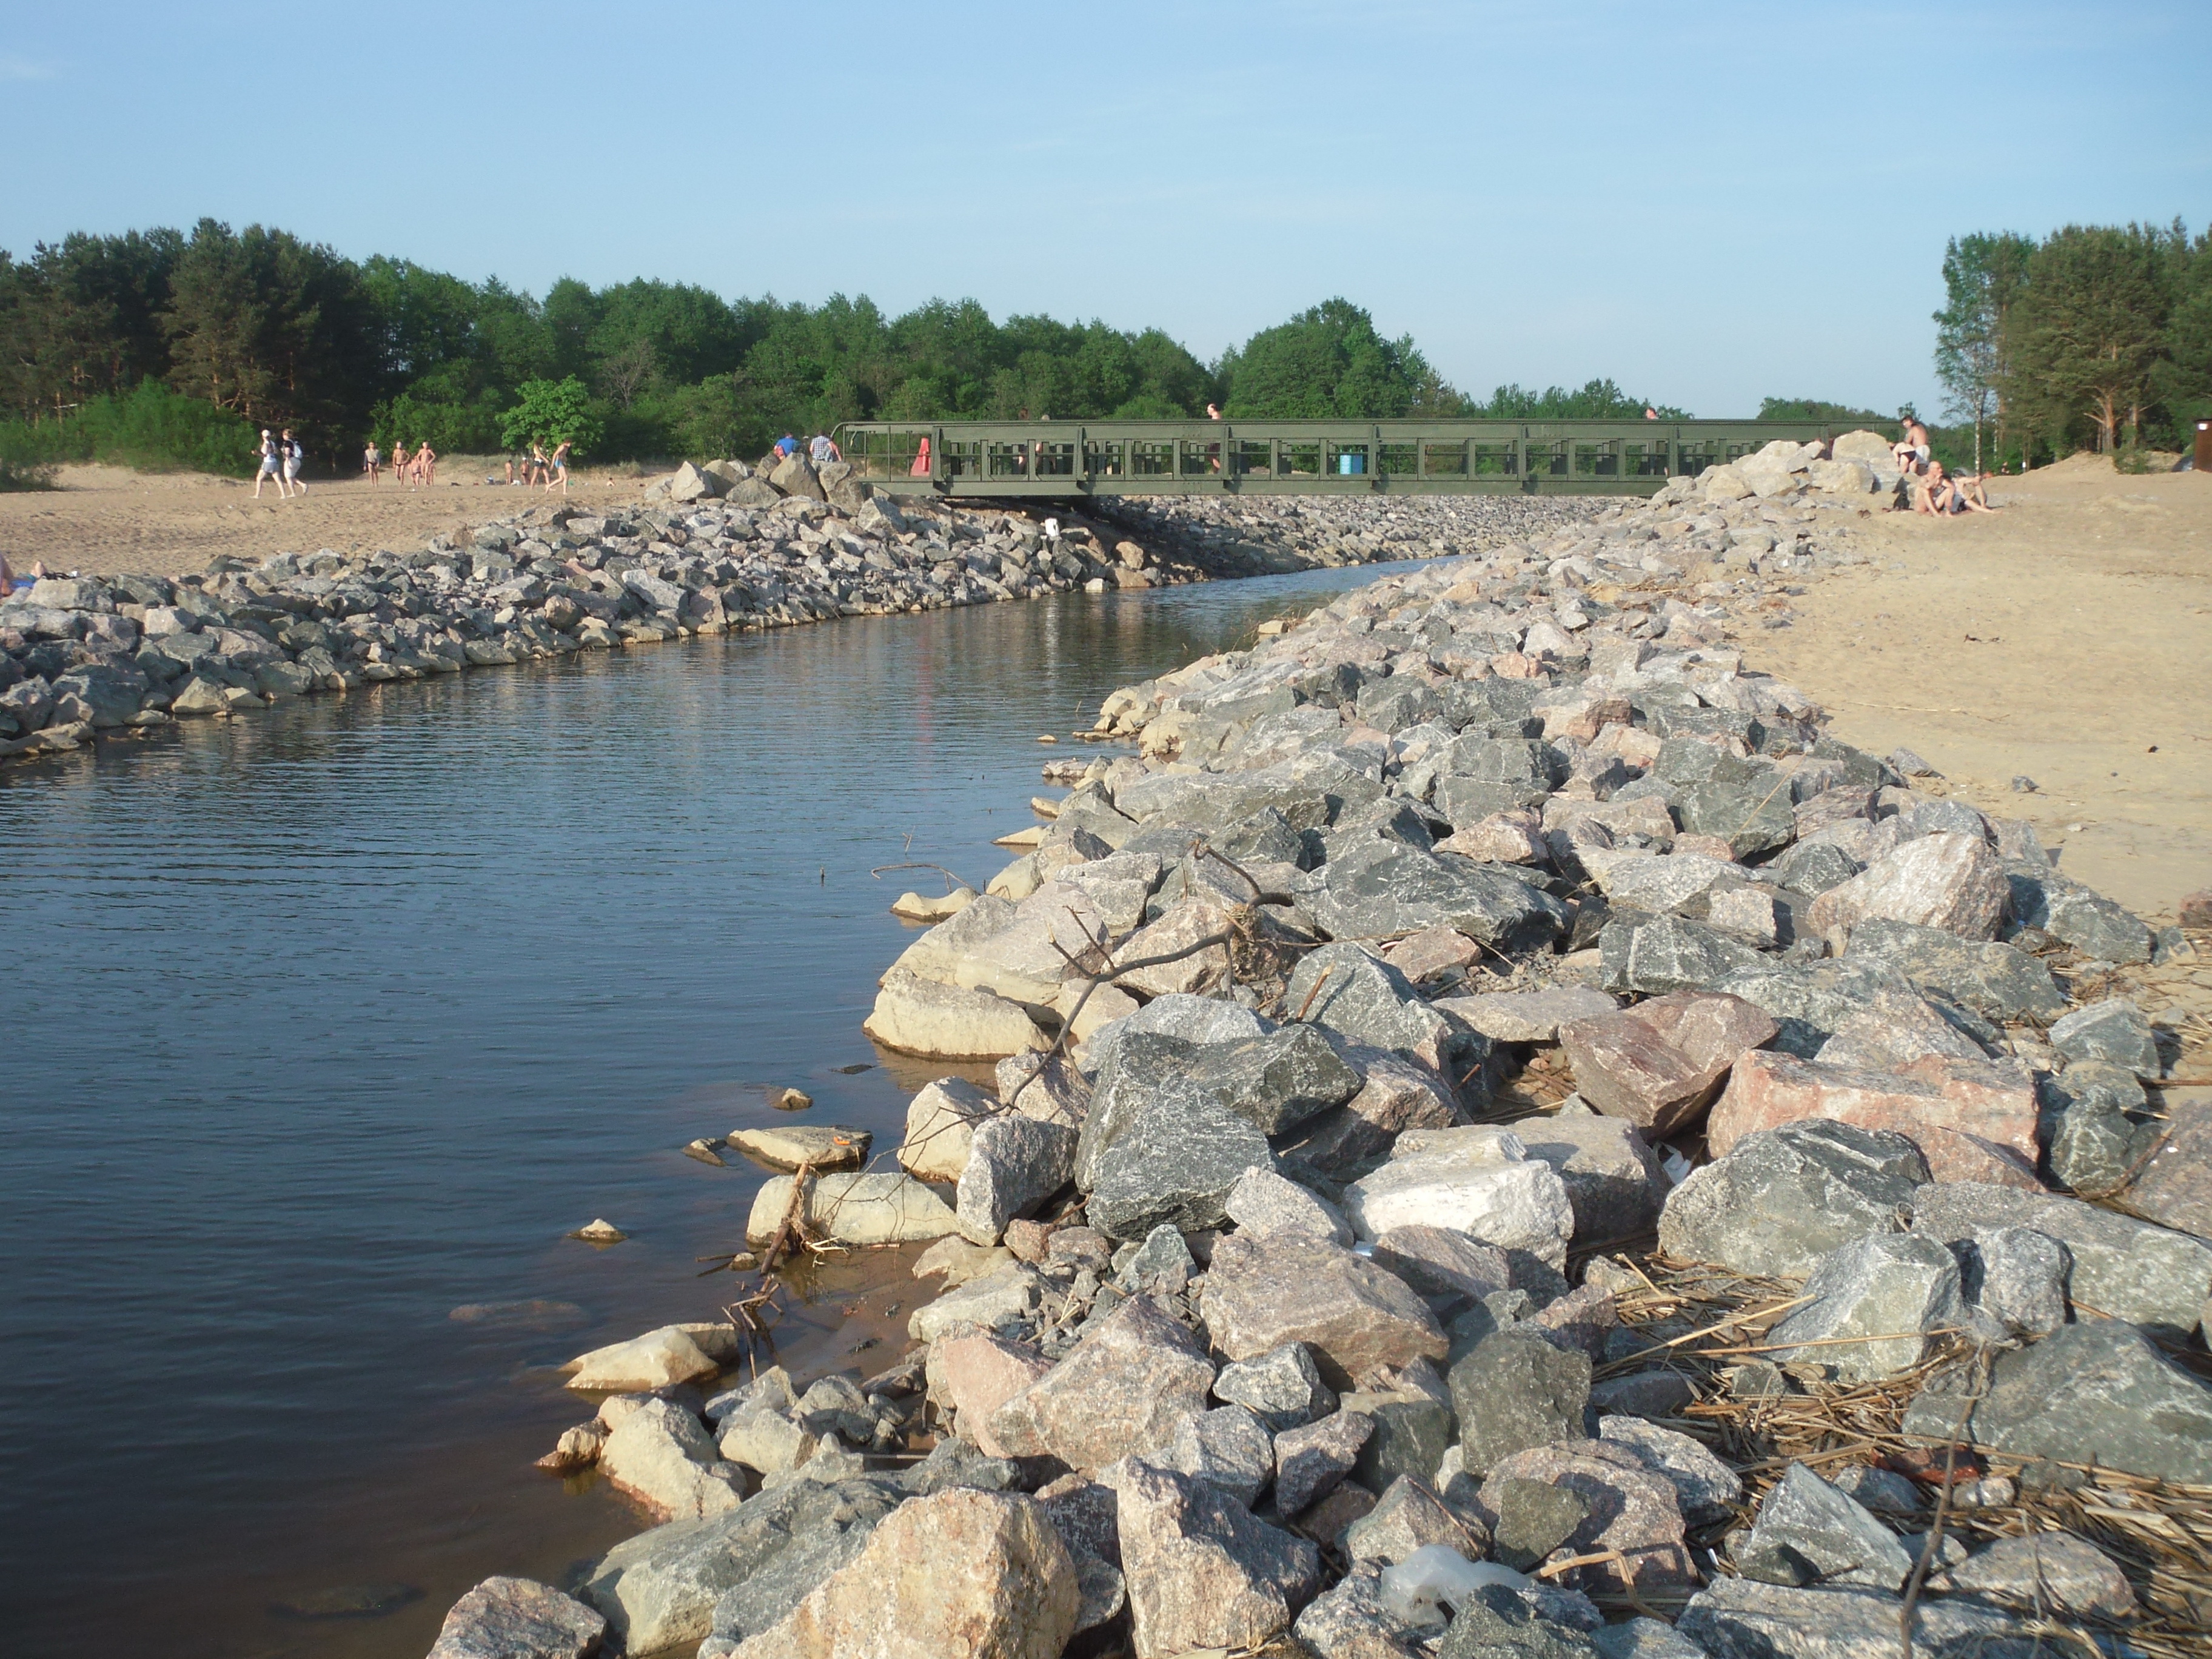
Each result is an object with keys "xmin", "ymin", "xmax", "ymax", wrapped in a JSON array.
[
  {"xmin": 1094, "ymin": 491, "xmax": 1610, "ymax": 577},
  {"xmin": 0, "ymin": 452, "xmax": 1597, "ymax": 767},
  {"xmin": 440, "ymin": 438, "xmax": 2208, "ymax": 1657}
]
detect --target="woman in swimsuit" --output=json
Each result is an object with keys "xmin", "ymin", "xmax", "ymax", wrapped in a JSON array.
[
  {"xmin": 528, "ymin": 442, "xmax": 549, "ymax": 487},
  {"xmin": 254, "ymin": 429, "xmax": 287, "ymax": 499},
  {"xmin": 545, "ymin": 440, "xmax": 571, "ymax": 495}
]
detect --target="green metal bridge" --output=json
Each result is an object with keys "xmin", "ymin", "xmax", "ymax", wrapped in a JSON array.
[{"xmin": 830, "ymin": 417, "xmax": 1877, "ymax": 500}]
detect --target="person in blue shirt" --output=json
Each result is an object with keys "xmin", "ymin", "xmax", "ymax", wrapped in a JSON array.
[{"xmin": 774, "ymin": 435, "xmax": 799, "ymax": 459}]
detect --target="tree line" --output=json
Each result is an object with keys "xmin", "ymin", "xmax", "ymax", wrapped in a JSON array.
[
  {"xmin": 0, "ymin": 220, "xmax": 1686, "ymax": 478},
  {"xmin": 1933, "ymin": 220, "xmax": 2210, "ymax": 471}
]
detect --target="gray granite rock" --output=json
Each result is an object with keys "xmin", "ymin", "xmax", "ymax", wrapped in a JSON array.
[
  {"xmin": 1437, "ymin": 1585, "xmax": 1603, "ymax": 1659},
  {"xmin": 1711, "ymin": 958, "xmax": 1923, "ymax": 1058},
  {"xmin": 1942, "ymin": 1530, "xmax": 2137, "ymax": 1620},
  {"xmin": 1902, "ymin": 1318, "xmax": 2212, "ymax": 1483},
  {"xmin": 1165, "ymin": 1405, "xmax": 1276, "ymax": 1507},
  {"xmin": 1215, "ymin": 1341, "xmax": 1338, "ymax": 1432},
  {"xmin": 1346, "ymin": 1473, "xmax": 1487, "ymax": 1564},
  {"xmin": 1659, "ymin": 1121, "xmax": 1930, "ymax": 1279},
  {"xmin": 1845, "ymin": 919, "xmax": 2068, "ymax": 1022},
  {"xmin": 956, "ymin": 1115, "xmax": 1078, "ymax": 1245},
  {"xmin": 1273, "ymin": 1409, "xmax": 1375, "ymax": 1516},
  {"xmin": 1592, "ymin": 1615, "xmax": 1708, "ymax": 1659},
  {"xmin": 1956, "ymin": 1226, "xmax": 2070, "ymax": 1339},
  {"xmin": 1305, "ymin": 837, "xmax": 1569, "ymax": 953},
  {"xmin": 1736, "ymin": 1462, "xmax": 1914, "ymax": 1590},
  {"xmin": 1766, "ymin": 1232, "xmax": 1965, "ymax": 1382},
  {"xmin": 1909, "ymin": 1182, "xmax": 2212, "ymax": 1336},
  {"xmin": 1678, "ymin": 1575, "xmax": 2037, "ymax": 1659},
  {"xmin": 1293, "ymin": 1558, "xmax": 1429, "ymax": 1659},
  {"xmin": 1448, "ymin": 1329, "xmax": 1590, "ymax": 1477},
  {"xmin": 1597, "ymin": 1416, "xmax": 1743, "ymax": 1524},
  {"xmin": 1287, "ymin": 942, "xmax": 1486, "ymax": 1073},
  {"xmin": 1600, "ymin": 912, "xmax": 1766, "ymax": 996},
  {"xmin": 2005, "ymin": 867, "xmax": 2154, "ymax": 965},
  {"xmin": 1077, "ymin": 1033, "xmax": 1277, "ymax": 1238},
  {"xmin": 2049, "ymin": 997, "xmax": 2160, "ymax": 1076},
  {"xmin": 1226, "ymin": 1164, "xmax": 1355, "ymax": 1245}
]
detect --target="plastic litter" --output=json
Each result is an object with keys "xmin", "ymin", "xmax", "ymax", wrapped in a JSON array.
[{"xmin": 1377, "ymin": 1544, "xmax": 1531, "ymax": 1626}]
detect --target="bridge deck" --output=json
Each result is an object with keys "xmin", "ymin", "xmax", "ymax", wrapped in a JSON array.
[{"xmin": 829, "ymin": 418, "xmax": 1872, "ymax": 499}]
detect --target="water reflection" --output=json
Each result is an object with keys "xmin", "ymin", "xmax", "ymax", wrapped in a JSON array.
[{"xmin": 0, "ymin": 560, "xmax": 1426, "ymax": 1657}]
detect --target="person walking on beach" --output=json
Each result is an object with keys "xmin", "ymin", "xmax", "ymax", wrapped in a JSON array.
[
  {"xmin": 254, "ymin": 429, "xmax": 288, "ymax": 499},
  {"xmin": 282, "ymin": 430, "xmax": 307, "ymax": 495},
  {"xmin": 545, "ymin": 440, "xmax": 571, "ymax": 494},
  {"xmin": 390, "ymin": 441, "xmax": 411, "ymax": 488},
  {"xmin": 417, "ymin": 441, "xmax": 438, "ymax": 488},
  {"xmin": 364, "ymin": 438, "xmax": 382, "ymax": 483}
]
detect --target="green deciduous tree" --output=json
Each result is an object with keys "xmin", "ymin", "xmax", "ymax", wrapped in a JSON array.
[
  {"xmin": 1932, "ymin": 232, "xmax": 2034, "ymax": 472},
  {"xmin": 500, "ymin": 376, "xmax": 602, "ymax": 455},
  {"xmin": 1221, "ymin": 300, "xmax": 1440, "ymax": 418}
]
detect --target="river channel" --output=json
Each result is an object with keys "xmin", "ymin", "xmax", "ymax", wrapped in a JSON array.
[{"xmin": 0, "ymin": 559, "xmax": 1426, "ymax": 1659}]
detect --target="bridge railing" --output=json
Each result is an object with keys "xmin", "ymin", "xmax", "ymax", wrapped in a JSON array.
[{"xmin": 831, "ymin": 418, "xmax": 1880, "ymax": 498}]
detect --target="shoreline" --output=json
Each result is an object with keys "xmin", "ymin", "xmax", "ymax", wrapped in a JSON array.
[
  {"xmin": 471, "ymin": 438, "xmax": 2211, "ymax": 1657},
  {"xmin": 0, "ymin": 466, "xmax": 1603, "ymax": 768}
]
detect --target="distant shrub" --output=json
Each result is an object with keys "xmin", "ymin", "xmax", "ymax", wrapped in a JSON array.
[{"xmin": 0, "ymin": 383, "xmax": 256, "ymax": 480}]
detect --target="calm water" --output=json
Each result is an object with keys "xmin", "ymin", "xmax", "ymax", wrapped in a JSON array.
[{"xmin": 0, "ymin": 560, "xmax": 1421, "ymax": 1659}]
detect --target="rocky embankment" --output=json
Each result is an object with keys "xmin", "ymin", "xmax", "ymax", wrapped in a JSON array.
[
  {"xmin": 435, "ymin": 434, "xmax": 2209, "ymax": 1659},
  {"xmin": 0, "ymin": 451, "xmax": 1604, "ymax": 765}
]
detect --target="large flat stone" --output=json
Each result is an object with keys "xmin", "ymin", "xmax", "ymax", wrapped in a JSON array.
[
  {"xmin": 1844, "ymin": 920, "xmax": 2067, "ymax": 1022},
  {"xmin": 745, "ymin": 1171, "xmax": 962, "ymax": 1247},
  {"xmin": 1201, "ymin": 1233, "xmax": 1447, "ymax": 1389},
  {"xmin": 1708, "ymin": 1050, "xmax": 2040, "ymax": 1187},
  {"xmin": 1342, "ymin": 1127, "xmax": 1575, "ymax": 1269},
  {"xmin": 865, "ymin": 967, "xmax": 1048, "ymax": 1060},
  {"xmin": 1678, "ymin": 1574, "xmax": 2037, "ymax": 1659},
  {"xmin": 1305, "ymin": 837, "xmax": 1569, "ymax": 953},
  {"xmin": 1903, "ymin": 1319, "xmax": 2212, "ymax": 1484}
]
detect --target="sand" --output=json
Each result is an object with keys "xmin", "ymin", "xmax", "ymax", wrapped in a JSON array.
[
  {"xmin": 1744, "ymin": 455, "xmax": 2211, "ymax": 922},
  {"xmin": 0, "ymin": 461, "xmax": 647, "ymax": 581},
  {"xmin": 5, "ymin": 452, "xmax": 2207, "ymax": 920}
]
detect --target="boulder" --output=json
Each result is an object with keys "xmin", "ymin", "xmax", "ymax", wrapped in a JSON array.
[
  {"xmin": 2005, "ymin": 867, "xmax": 2154, "ymax": 964},
  {"xmin": 1449, "ymin": 1328, "xmax": 1591, "ymax": 1477},
  {"xmin": 1677, "ymin": 1575, "xmax": 2034, "ymax": 1659},
  {"xmin": 566, "ymin": 1325, "xmax": 723, "ymax": 1393},
  {"xmin": 908, "ymin": 1263, "xmax": 1042, "ymax": 1342},
  {"xmin": 1076, "ymin": 1034, "xmax": 1278, "ymax": 1239},
  {"xmin": 726, "ymin": 1488, "xmax": 1077, "ymax": 1659},
  {"xmin": 1164, "ymin": 1404, "xmax": 1276, "ymax": 1506},
  {"xmin": 1114, "ymin": 1457, "xmax": 1322, "ymax": 1658},
  {"xmin": 1814, "ymin": 988, "xmax": 1988, "ymax": 1073},
  {"xmin": 1600, "ymin": 913, "xmax": 1765, "ymax": 996},
  {"xmin": 1909, "ymin": 1181, "xmax": 2212, "ymax": 1335},
  {"xmin": 1215, "ymin": 1341, "xmax": 1338, "ymax": 1432},
  {"xmin": 1957, "ymin": 1225, "xmax": 2069, "ymax": 1339},
  {"xmin": 1735, "ymin": 1463, "xmax": 1914, "ymax": 1591},
  {"xmin": 1225, "ymin": 1164, "xmax": 1355, "ymax": 1244},
  {"xmin": 935, "ymin": 1334, "xmax": 1056, "ymax": 1458},
  {"xmin": 1558, "ymin": 990, "xmax": 1778, "ymax": 1137},
  {"xmin": 1942, "ymin": 1531, "xmax": 2137, "ymax": 1621},
  {"xmin": 987, "ymin": 1296, "xmax": 1216, "ymax": 1472},
  {"xmin": 427, "ymin": 1577, "xmax": 607, "ymax": 1659},
  {"xmin": 899, "ymin": 1077, "xmax": 1000, "ymax": 1183},
  {"xmin": 1344, "ymin": 1475, "xmax": 1486, "ymax": 1564},
  {"xmin": 1293, "ymin": 1559, "xmax": 1430, "ymax": 1659},
  {"xmin": 728, "ymin": 1125, "xmax": 871, "ymax": 1170},
  {"xmin": 1708, "ymin": 1050, "xmax": 2040, "ymax": 1186},
  {"xmin": 1805, "ymin": 832, "xmax": 2006, "ymax": 950},
  {"xmin": 1504, "ymin": 1110, "xmax": 1668, "ymax": 1242},
  {"xmin": 1202, "ymin": 1233, "xmax": 1447, "ymax": 1388},
  {"xmin": 1711, "ymin": 958, "xmax": 1928, "ymax": 1058},
  {"xmin": 1596, "ymin": 1417, "xmax": 1742, "ymax": 1524},
  {"xmin": 1280, "ymin": 1050, "xmax": 1468, "ymax": 1177},
  {"xmin": 2122, "ymin": 1100, "xmax": 2212, "ymax": 1242},
  {"xmin": 2049, "ymin": 996, "xmax": 2160, "ymax": 1076},
  {"xmin": 1304, "ymin": 839, "xmax": 1569, "ymax": 954},
  {"xmin": 768, "ymin": 454, "xmax": 826, "ymax": 501},
  {"xmin": 1287, "ymin": 943, "xmax": 1483, "ymax": 1073},
  {"xmin": 1765, "ymin": 1233, "xmax": 1964, "ymax": 1382},
  {"xmin": 1844, "ymin": 920, "xmax": 2067, "ymax": 1022},
  {"xmin": 1435, "ymin": 1584, "xmax": 1605, "ymax": 1659},
  {"xmin": 599, "ymin": 1398, "xmax": 745, "ymax": 1520},
  {"xmin": 1342, "ymin": 1128, "xmax": 1575, "ymax": 1269},
  {"xmin": 865, "ymin": 968, "xmax": 1047, "ymax": 1060},
  {"xmin": 956, "ymin": 1116, "xmax": 1078, "ymax": 1245},
  {"xmin": 1273, "ymin": 1409, "xmax": 1375, "ymax": 1516},
  {"xmin": 1370, "ymin": 1226, "xmax": 1512, "ymax": 1307},
  {"xmin": 1902, "ymin": 1318, "xmax": 2212, "ymax": 1483},
  {"xmin": 745, "ymin": 1171, "xmax": 962, "ymax": 1247},
  {"xmin": 1444, "ymin": 987, "xmax": 1620, "ymax": 1044},
  {"xmin": 583, "ymin": 1478, "xmax": 908, "ymax": 1656},
  {"xmin": 1473, "ymin": 1439, "xmax": 1693, "ymax": 1591},
  {"xmin": 1658, "ymin": 1121, "xmax": 1930, "ymax": 1279}
]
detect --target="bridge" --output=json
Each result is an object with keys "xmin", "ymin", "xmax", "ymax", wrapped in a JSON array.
[{"xmin": 830, "ymin": 417, "xmax": 1879, "ymax": 500}]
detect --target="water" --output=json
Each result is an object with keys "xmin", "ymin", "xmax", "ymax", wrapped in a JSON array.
[{"xmin": 0, "ymin": 560, "xmax": 1421, "ymax": 1658}]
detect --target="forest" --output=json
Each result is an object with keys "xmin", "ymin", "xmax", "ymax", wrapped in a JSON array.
[{"xmin": 4, "ymin": 214, "xmax": 2204, "ymax": 483}]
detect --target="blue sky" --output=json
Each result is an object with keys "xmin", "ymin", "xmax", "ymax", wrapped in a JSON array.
[{"xmin": 4, "ymin": 1, "xmax": 2207, "ymax": 417}]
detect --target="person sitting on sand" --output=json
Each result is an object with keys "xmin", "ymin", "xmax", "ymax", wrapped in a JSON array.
[
  {"xmin": 545, "ymin": 440, "xmax": 571, "ymax": 495},
  {"xmin": 255, "ymin": 429, "xmax": 288, "ymax": 499},
  {"xmin": 1943, "ymin": 468, "xmax": 1998, "ymax": 514}
]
